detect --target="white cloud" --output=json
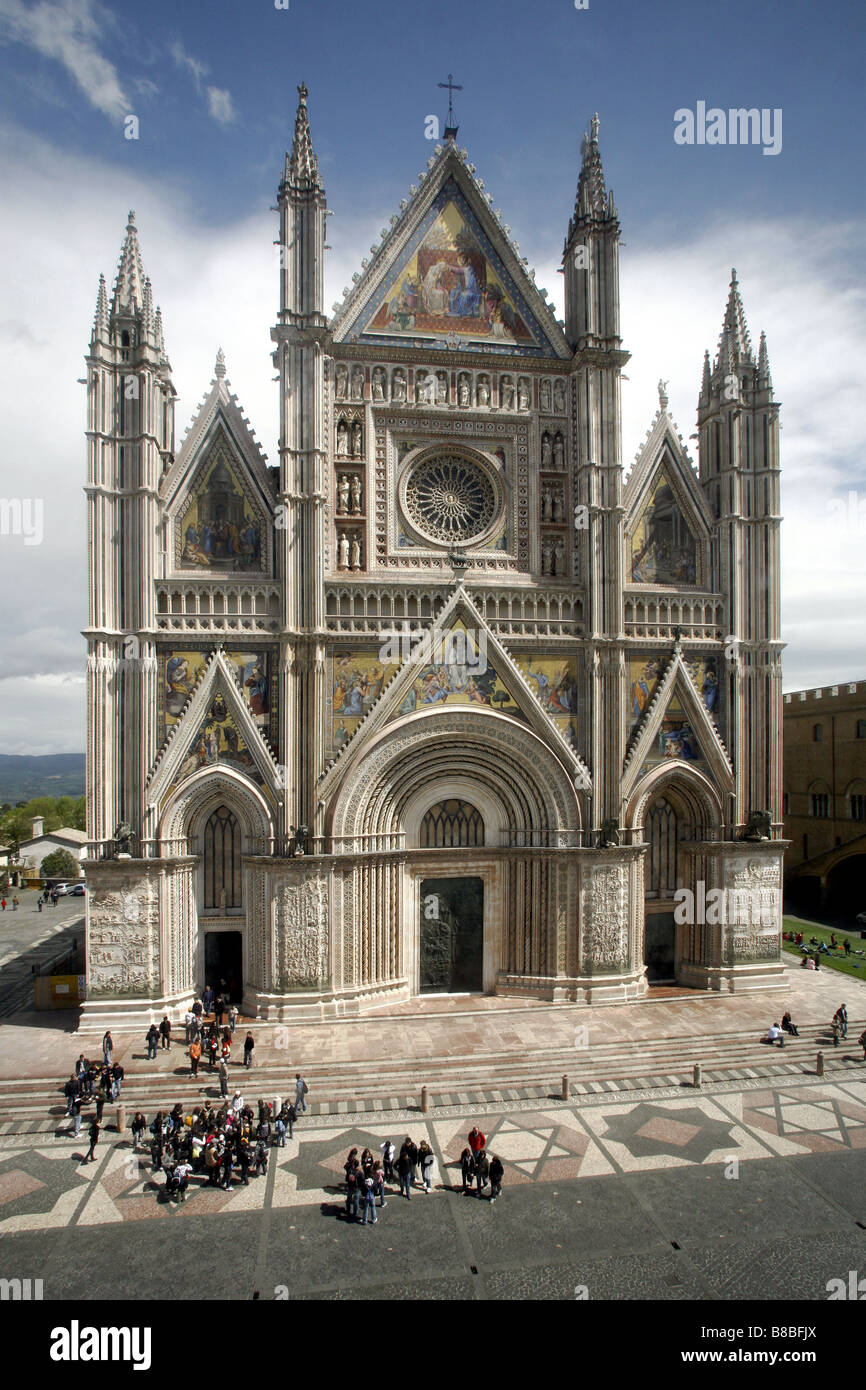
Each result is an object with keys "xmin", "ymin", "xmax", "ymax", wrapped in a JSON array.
[
  {"xmin": 0, "ymin": 0, "xmax": 128, "ymax": 122},
  {"xmin": 0, "ymin": 128, "xmax": 862, "ymax": 750},
  {"xmin": 206, "ymin": 85, "xmax": 236, "ymax": 125},
  {"xmin": 170, "ymin": 39, "xmax": 236, "ymax": 125},
  {"xmin": 169, "ymin": 39, "xmax": 206, "ymax": 93}
]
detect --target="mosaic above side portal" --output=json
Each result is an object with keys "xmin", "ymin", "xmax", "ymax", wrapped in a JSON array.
[
  {"xmin": 629, "ymin": 652, "xmax": 724, "ymax": 776},
  {"xmin": 513, "ymin": 656, "xmax": 579, "ymax": 747},
  {"xmin": 160, "ymin": 650, "xmax": 276, "ymax": 753},
  {"xmin": 176, "ymin": 438, "xmax": 267, "ymax": 572},
  {"xmin": 170, "ymin": 686, "xmax": 265, "ymax": 790},
  {"xmin": 348, "ymin": 183, "xmax": 558, "ymax": 355},
  {"xmin": 630, "ymin": 473, "xmax": 699, "ymax": 586}
]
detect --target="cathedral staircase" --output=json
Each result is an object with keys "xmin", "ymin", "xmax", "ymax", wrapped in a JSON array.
[{"xmin": 0, "ymin": 1020, "xmax": 862, "ymax": 1137}]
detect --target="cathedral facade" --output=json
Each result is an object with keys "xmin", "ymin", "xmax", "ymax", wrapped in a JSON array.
[{"xmin": 82, "ymin": 90, "xmax": 786, "ymax": 1023}]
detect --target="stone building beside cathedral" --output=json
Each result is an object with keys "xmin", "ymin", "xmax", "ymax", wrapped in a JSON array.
[{"xmin": 82, "ymin": 89, "xmax": 786, "ymax": 1023}]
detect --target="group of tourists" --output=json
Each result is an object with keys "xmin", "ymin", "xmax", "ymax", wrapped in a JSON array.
[
  {"xmin": 63, "ymin": 1048, "xmax": 124, "ymax": 1137},
  {"xmin": 340, "ymin": 1125, "xmax": 506, "ymax": 1223},
  {"xmin": 130, "ymin": 1094, "xmax": 301, "ymax": 1201}
]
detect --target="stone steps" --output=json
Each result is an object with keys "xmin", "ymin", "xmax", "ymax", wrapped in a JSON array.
[{"xmin": 1, "ymin": 1021, "xmax": 860, "ymax": 1129}]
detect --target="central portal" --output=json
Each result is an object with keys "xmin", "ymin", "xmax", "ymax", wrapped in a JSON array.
[{"xmin": 419, "ymin": 876, "xmax": 484, "ymax": 993}]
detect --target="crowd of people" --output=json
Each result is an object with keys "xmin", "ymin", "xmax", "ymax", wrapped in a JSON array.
[{"xmin": 130, "ymin": 1094, "xmax": 300, "ymax": 1201}]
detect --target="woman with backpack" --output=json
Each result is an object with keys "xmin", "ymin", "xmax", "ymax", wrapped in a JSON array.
[{"xmin": 243, "ymin": 1032, "xmax": 255, "ymax": 1068}]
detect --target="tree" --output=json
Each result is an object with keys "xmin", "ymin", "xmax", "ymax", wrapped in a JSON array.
[{"xmin": 40, "ymin": 849, "xmax": 80, "ymax": 882}]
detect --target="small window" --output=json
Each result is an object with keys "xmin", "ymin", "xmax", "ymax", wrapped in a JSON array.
[
  {"xmin": 811, "ymin": 793, "xmax": 829, "ymax": 818},
  {"xmin": 121, "ymin": 330, "xmax": 130, "ymax": 347},
  {"xmin": 857, "ymin": 720, "xmax": 866, "ymax": 739},
  {"xmin": 851, "ymin": 794, "xmax": 866, "ymax": 822},
  {"xmin": 813, "ymin": 724, "xmax": 823, "ymax": 742}
]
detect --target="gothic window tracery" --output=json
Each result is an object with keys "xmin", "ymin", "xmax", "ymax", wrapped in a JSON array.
[
  {"xmin": 203, "ymin": 805, "xmax": 242, "ymax": 909},
  {"xmin": 420, "ymin": 799, "xmax": 485, "ymax": 848}
]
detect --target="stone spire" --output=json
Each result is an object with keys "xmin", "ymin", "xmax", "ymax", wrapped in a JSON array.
[
  {"xmin": 572, "ymin": 113, "xmax": 613, "ymax": 224},
  {"xmin": 110, "ymin": 210, "xmax": 147, "ymax": 317},
  {"xmin": 757, "ymin": 330, "xmax": 773, "ymax": 392},
  {"xmin": 285, "ymin": 83, "xmax": 320, "ymax": 189},
  {"xmin": 92, "ymin": 273, "xmax": 109, "ymax": 341},
  {"xmin": 142, "ymin": 275, "xmax": 155, "ymax": 339},
  {"xmin": 700, "ymin": 348, "xmax": 711, "ymax": 403},
  {"xmin": 714, "ymin": 267, "xmax": 753, "ymax": 372},
  {"xmin": 154, "ymin": 305, "xmax": 165, "ymax": 355}
]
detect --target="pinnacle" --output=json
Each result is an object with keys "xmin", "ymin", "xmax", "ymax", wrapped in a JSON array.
[
  {"xmin": 92, "ymin": 273, "xmax": 109, "ymax": 339},
  {"xmin": 215, "ymin": 346, "xmax": 227, "ymax": 380},
  {"xmin": 110, "ymin": 210, "xmax": 148, "ymax": 318},
  {"xmin": 714, "ymin": 266, "xmax": 753, "ymax": 371},
  {"xmin": 285, "ymin": 80, "xmax": 320, "ymax": 189},
  {"xmin": 573, "ymin": 112, "xmax": 609, "ymax": 223}
]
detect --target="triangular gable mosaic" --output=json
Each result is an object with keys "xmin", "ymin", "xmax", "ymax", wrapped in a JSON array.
[
  {"xmin": 175, "ymin": 429, "xmax": 268, "ymax": 573},
  {"xmin": 169, "ymin": 683, "xmax": 265, "ymax": 791},
  {"xmin": 160, "ymin": 648, "xmax": 276, "ymax": 751},
  {"xmin": 344, "ymin": 178, "xmax": 561, "ymax": 357},
  {"xmin": 629, "ymin": 471, "xmax": 701, "ymax": 586}
]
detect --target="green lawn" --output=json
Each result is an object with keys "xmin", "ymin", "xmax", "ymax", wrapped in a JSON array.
[{"xmin": 783, "ymin": 915, "xmax": 866, "ymax": 982}]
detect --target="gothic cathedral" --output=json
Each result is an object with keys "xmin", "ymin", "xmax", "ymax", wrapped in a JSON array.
[{"xmin": 82, "ymin": 89, "xmax": 786, "ymax": 1023}]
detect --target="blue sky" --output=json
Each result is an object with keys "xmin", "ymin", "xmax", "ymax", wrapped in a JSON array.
[{"xmin": 0, "ymin": 0, "xmax": 864, "ymax": 752}]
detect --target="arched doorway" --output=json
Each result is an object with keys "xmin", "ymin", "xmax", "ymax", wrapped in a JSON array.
[
  {"xmin": 627, "ymin": 766, "xmax": 723, "ymax": 988},
  {"xmin": 419, "ymin": 799, "xmax": 485, "ymax": 992},
  {"xmin": 826, "ymin": 854, "xmax": 866, "ymax": 919}
]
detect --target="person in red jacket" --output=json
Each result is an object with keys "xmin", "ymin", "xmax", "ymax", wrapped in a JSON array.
[{"xmin": 468, "ymin": 1125, "xmax": 486, "ymax": 1156}]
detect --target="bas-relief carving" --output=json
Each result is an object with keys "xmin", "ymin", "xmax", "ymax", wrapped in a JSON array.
[
  {"xmin": 88, "ymin": 882, "xmax": 161, "ymax": 996},
  {"xmin": 581, "ymin": 864, "xmax": 628, "ymax": 970},
  {"xmin": 273, "ymin": 871, "xmax": 330, "ymax": 990},
  {"xmin": 723, "ymin": 855, "xmax": 782, "ymax": 963}
]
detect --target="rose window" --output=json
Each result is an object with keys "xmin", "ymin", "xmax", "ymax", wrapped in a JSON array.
[{"xmin": 403, "ymin": 454, "xmax": 499, "ymax": 545}]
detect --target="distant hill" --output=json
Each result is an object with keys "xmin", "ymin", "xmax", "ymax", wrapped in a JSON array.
[{"xmin": 0, "ymin": 754, "xmax": 86, "ymax": 803}]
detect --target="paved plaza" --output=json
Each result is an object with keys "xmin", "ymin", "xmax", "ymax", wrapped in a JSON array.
[
  {"xmin": 0, "ymin": 947, "xmax": 864, "ymax": 1302},
  {"xmin": 0, "ymin": 1073, "xmax": 865, "ymax": 1301}
]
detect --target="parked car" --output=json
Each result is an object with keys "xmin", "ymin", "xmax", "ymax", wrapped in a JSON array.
[
  {"xmin": 69, "ymin": 884, "xmax": 86, "ymax": 896},
  {"xmin": 46, "ymin": 882, "xmax": 81, "ymax": 897}
]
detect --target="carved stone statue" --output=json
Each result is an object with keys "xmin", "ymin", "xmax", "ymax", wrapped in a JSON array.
[
  {"xmin": 457, "ymin": 373, "xmax": 471, "ymax": 407},
  {"xmin": 436, "ymin": 371, "xmax": 448, "ymax": 404},
  {"xmin": 351, "ymin": 365, "xmax": 364, "ymax": 400},
  {"xmin": 335, "ymin": 363, "xmax": 348, "ymax": 399},
  {"xmin": 477, "ymin": 375, "xmax": 490, "ymax": 407},
  {"xmin": 350, "ymin": 533, "xmax": 362, "ymax": 570},
  {"xmin": 338, "ymin": 531, "xmax": 350, "ymax": 569},
  {"xmin": 336, "ymin": 475, "xmax": 350, "ymax": 514},
  {"xmin": 517, "ymin": 377, "xmax": 530, "ymax": 410},
  {"xmin": 351, "ymin": 420, "xmax": 362, "ymax": 457},
  {"xmin": 416, "ymin": 370, "xmax": 434, "ymax": 405},
  {"xmin": 658, "ymin": 378, "xmax": 669, "ymax": 410},
  {"xmin": 500, "ymin": 375, "xmax": 515, "ymax": 410},
  {"xmin": 336, "ymin": 419, "xmax": 349, "ymax": 456},
  {"xmin": 541, "ymin": 433, "xmax": 552, "ymax": 469},
  {"xmin": 554, "ymin": 536, "xmax": 566, "ymax": 574},
  {"xmin": 541, "ymin": 537, "xmax": 552, "ymax": 575},
  {"xmin": 540, "ymin": 378, "xmax": 552, "ymax": 413},
  {"xmin": 553, "ymin": 433, "xmax": 565, "ymax": 470},
  {"xmin": 552, "ymin": 491, "xmax": 564, "ymax": 524},
  {"xmin": 599, "ymin": 818, "xmax": 620, "ymax": 848},
  {"xmin": 350, "ymin": 473, "xmax": 362, "ymax": 515},
  {"xmin": 289, "ymin": 824, "xmax": 309, "ymax": 857},
  {"xmin": 113, "ymin": 822, "xmax": 135, "ymax": 858},
  {"xmin": 553, "ymin": 379, "xmax": 566, "ymax": 413},
  {"xmin": 391, "ymin": 369, "xmax": 406, "ymax": 403},
  {"xmin": 541, "ymin": 486, "xmax": 551, "ymax": 522},
  {"xmin": 371, "ymin": 366, "xmax": 386, "ymax": 401},
  {"xmin": 739, "ymin": 810, "xmax": 772, "ymax": 842}
]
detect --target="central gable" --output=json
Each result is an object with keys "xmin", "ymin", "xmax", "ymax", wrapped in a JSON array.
[{"xmin": 336, "ymin": 165, "xmax": 568, "ymax": 358}]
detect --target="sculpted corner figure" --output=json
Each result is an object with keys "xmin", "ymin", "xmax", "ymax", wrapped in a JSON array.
[
  {"xmin": 371, "ymin": 366, "xmax": 386, "ymax": 401},
  {"xmin": 350, "ymin": 474, "xmax": 362, "ymax": 515},
  {"xmin": 477, "ymin": 375, "xmax": 490, "ymax": 406},
  {"xmin": 338, "ymin": 531, "xmax": 350, "ymax": 569},
  {"xmin": 336, "ymin": 419, "xmax": 349, "ymax": 456},
  {"xmin": 540, "ymin": 378, "xmax": 551, "ymax": 414},
  {"xmin": 517, "ymin": 377, "xmax": 530, "ymax": 410},
  {"xmin": 541, "ymin": 486, "xmax": 551, "ymax": 523},
  {"xmin": 351, "ymin": 420, "xmax": 362, "ymax": 457},
  {"xmin": 337, "ymin": 475, "xmax": 350, "ymax": 515},
  {"xmin": 351, "ymin": 365, "xmax": 364, "ymax": 400},
  {"xmin": 335, "ymin": 363, "xmax": 348, "ymax": 398},
  {"xmin": 350, "ymin": 533, "xmax": 362, "ymax": 570},
  {"xmin": 391, "ymin": 369, "xmax": 406, "ymax": 403},
  {"xmin": 541, "ymin": 433, "xmax": 552, "ymax": 469},
  {"xmin": 553, "ymin": 379, "xmax": 566, "ymax": 413},
  {"xmin": 500, "ymin": 375, "xmax": 515, "ymax": 410},
  {"xmin": 457, "ymin": 373, "xmax": 471, "ymax": 407},
  {"xmin": 436, "ymin": 371, "xmax": 448, "ymax": 404},
  {"xmin": 553, "ymin": 433, "xmax": 565, "ymax": 470}
]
